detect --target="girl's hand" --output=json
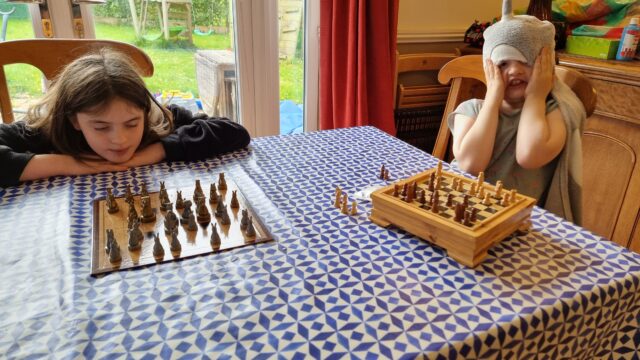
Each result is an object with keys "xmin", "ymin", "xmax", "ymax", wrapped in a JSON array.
[
  {"xmin": 122, "ymin": 142, "xmax": 166, "ymax": 168},
  {"xmin": 526, "ymin": 46, "xmax": 554, "ymax": 99},
  {"xmin": 484, "ymin": 58, "xmax": 505, "ymax": 99}
]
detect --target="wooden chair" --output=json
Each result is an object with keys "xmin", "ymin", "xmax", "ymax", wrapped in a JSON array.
[
  {"xmin": 393, "ymin": 51, "xmax": 459, "ymax": 152},
  {"xmin": 432, "ymin": 55, "xmax": 597, "ymax": 161},
  {"xmin": 0, "ymin": 39, "xmax": 154, "ymax": 124}
]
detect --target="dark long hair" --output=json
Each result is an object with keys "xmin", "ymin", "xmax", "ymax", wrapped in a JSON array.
[{"xmin": 25, "ymin": 48, "xmax": 173, "ymax": 157}]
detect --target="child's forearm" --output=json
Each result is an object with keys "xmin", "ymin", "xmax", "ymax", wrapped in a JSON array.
[
  {"xmin": 517, "ymin": 96, "xmax": 566, "ymax": 168},
  {"xmin": 20, "ymin": 154, "xmax": 76, "ymax": 181},
  {"xmin": 454, "ymin": 96, "xmax": 502, "ymax": 174}
]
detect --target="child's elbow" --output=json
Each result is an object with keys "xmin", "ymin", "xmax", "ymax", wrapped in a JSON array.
[
  {"xmin": 455, "ymin": 158, "xmax": 481, "ymax": 176},
  {"xmin": 516, "ymin": 151, "xmax": 546, "ymax": 170}
]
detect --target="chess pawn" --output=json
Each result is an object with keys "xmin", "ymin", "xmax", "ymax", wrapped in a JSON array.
[
  {"xmin": 127, "ymin": 203, "xmax": 139, "ymax": 224},
  {"xmin": 510, "ymin": 189, "xmax": 517, "ymax": 204},
  {"xmin": 240, "ymin": 209, "xmax": 249, "ymax": 230},
  {"xmin": 383, "ymin": 169, "xmax": 389, "ymax": 180},
  {"xmin": 458, "ymin": 180, "xmax": 466, "ymax": 192},
  {"xmin": 469, "ymin": 183, "xmax": 477, "ymax": 197},
  {"xmin": 463, "ymin": 210, "xmax": 472, "ymax": 226},
  {"xmin": 106, "ymin": 188, "xmax": 119, "ymax": 214},
  {"xmin": 170, "ymin": 230, "xmax": 181, "ymax": 251},
  {"xmin": 463, "ymin": 194, "xmax": 470, "ymax": 207},
  {"xmin": 454, "ymin": 203, "xmax": 464, "ymax": 223},
  {"xmin": 196, "ymin": 198, "xmax": 211, "ymax": 224},
  {"xmin": 350, "ymin": 200, "xmax": 357, "ymax": 215},
  {"xmin": 181, "ymin": 206, "xmax": 192, "ymax": 224},
  {"xmin": 470, "ymin": 208, "xmax": 478, "ymax": 222},
  {"xmin": 215, "ymin": 198, "xmax": 226, "ymax": 217},
  {"xmin": 210, "ymin": 223, "xmax": 221, "ymax": 247},
  {"xmin": 401, "ymin": 183, "xmax": 408, "ymax": 197},
  {"xmin": 436, "ymin": 160, "xmax": 443, "ymax": 178},
  {"xmin": 230, "ymin": 190, "xmax": 240, "ymax": 208},
  {"xmin": 335, "ymin": 186, "xmax": 342, "ymax": 197},
  {"xmin": 245, "ymin": 216, "xmax": 256, "ymax": 237},
  {"xmin": 341, "ymin": 194, "xmax": 349, "ymax": 214},
  {"xmin": 218, "ymin": 173, "xmax": 227, "ymax": 191},
  {"xmin": 160, "ymin": 181, "xmax": 166, "ymax": 193},
  {"xmin": 392, "ymin": 184, "xmax": 400, "ymax": 197},
  {"xmin": 109, "ymin": 241, "xmax": 122, "ymax": 263},
  {"xmin": 140, "ymin": 196, "xmax": 156, "ymax": 223},
  {"xmin": 334, "ymin": 190, "xmax": 342, "ymax": 208},
  {"xmin": 379, "ymin": 164, "xmax": 386, "ymax": 179},
  {"xmin": 482, "ymin": 192, "xmax": 492, "ymax": 206},
  {"xmin": 451, "ymin": 178, "xmax": 458, "ymax": 190},
  {"xmin": 478, "ymin": 185, "xmax": 485, "ymax": 199},
  {"xmin": 209, "ymin": 184, "xmax": 218, "ymax": 204},
  {"xmin": 152, "ymin": 233, "xmax": 164, "ymax": 258},
  {"xmin": 140, "ymin": 183, "xmax": 149, "ymax": 198},
  {"xmin": 187, "ymin": 213, "xmax": 198, "ymax": 231},
  {"xmin": 160, "ymin": 194, "xmax": 172, "ymax": 211},
  {"xmin": 221, "ymin": 209, "xmax": 231, "ymax": 225},
  {"xmin": 428, "ymin": 173, "xmax": 435, "ymax": 192},
  {"xmin": 175, "ymin": 191, "xmax": 185, "ymax": 210},
  {"xmin": 418, "ymin": 190, "xmax": 426, "ymax": 204},
  {"xmin": 431, "ymin": 191, "xmax": 440, "ymax": 214},
  {"xmin": 194, "ymin": 179, "xmax": 204, "ymax": 197},
  {"xmin": 501, "ymin": 192, "xmax": 510, "ymax": 207},
  {"xmin": 446, "ymin": 193, "xmax": 454, "ymax": 207}
]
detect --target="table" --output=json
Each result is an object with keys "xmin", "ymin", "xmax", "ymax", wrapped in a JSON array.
[
  {"xmin": 1, "ymin": 127, "xmax": 639, "ymax": 358},
  {"xmin": 195, "ymin": 50, "xmax": 237, "ymax": 120}
]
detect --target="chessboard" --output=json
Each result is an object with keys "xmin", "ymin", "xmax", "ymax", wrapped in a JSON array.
[
  {"xmin": 91, "ymin": 173, "xmax": 273, "ymax": 275},
  {"xmin": 369, "ymin": 163, "xmax": 536, "ymax": 267}
]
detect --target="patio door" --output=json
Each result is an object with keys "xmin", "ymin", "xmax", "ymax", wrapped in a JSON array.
[{"xmin": 8, "ymin": 0, "xmax": 318, "ymax": 137}]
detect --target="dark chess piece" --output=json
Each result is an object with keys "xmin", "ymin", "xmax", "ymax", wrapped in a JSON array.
[
  {"xmin": 218, "ymin": 173, "xmax": 227, "ymax": 191},
  {"xmin": 128, "ymin": 220, "xmax": 143, "ymax": 251},
  {"xmin": 210, "ymin": 223, "xmax": 221, "ymax": 247},
  {"xmin": 220, "ymin": 209, "xmax": 231, "ymax": 225},
  {"xmin": 175, "ymin": 191, "xmax": 185, "ymax": 210},
  {"xmin": 240, "ymin": 209, "xmax": 249, "ymax": 230},
  {"xmin": 140, "ymin": 196, "xmax": 156, "ymax": 223},
  {"xmin": 196, "ymin": 198, "xmax": 211, "ymax": 224},
  {"xmin": 125, "ymin": 185, "xmax": 134, "ymax": 205},
  {"xmin": 164, "ymin": 210, "xmax": 178, "ymax": 233},
  {"xmin": 170, "ymin": 230, "xmax": 181, "ymax": 251},
  {"xmin": 106, "ymin": 188, "xmax": 119, "ymax": 214},
  {"xmin": 152, "ymin": 233, "xmax": 164, "ymax": 258},
  {"xmin": 140, "ymin": 183, "xmax": 149, "ymax": 198},
  {"xmin": 209, "ymin": 184, "xmax": 218, "ymax": 204},
  {"xmin": 245, "ymin": 216, "xmax": 256, "ymax": 237},
  {"xmin": 230, "ymin": 190, "xmax": 239, "ymax": 208},
  {"xmin": 109, "ymin": 241, "xmax": 122, "ymax": 263},
  {"xmin": 105, "ymin": 229, "xmax": 115, "ymax": 254}
]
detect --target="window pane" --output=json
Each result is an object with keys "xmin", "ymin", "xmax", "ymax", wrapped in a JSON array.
[{"xmin": 278, "ymin": 0, "xmax": 304, "ymax": 135}]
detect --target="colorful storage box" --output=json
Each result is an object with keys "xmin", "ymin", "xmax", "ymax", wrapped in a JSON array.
[{"xmin": 566, "ymin": 35, "xmax": 620, "ymax": 59}]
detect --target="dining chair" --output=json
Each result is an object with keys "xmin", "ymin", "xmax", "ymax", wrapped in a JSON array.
[
  {"xmin": 393, "ymin": 51, "xmax": 460, "ymax": 152},
  {"xmin": 0, "ymin": 38, "xmax": 154, "ymax": 124},
  {"xmin": 432, "ymin": 54, "xmax": 597, "ymax": 161}
]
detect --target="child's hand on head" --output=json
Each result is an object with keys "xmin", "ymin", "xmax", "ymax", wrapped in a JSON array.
[
  {"xmin": 483, "ymin": 59, "xmax": 505, "ymax": 99},
  {"xmin": 525, "ymin": 46, "xmax": 554, "ymax": 99}
]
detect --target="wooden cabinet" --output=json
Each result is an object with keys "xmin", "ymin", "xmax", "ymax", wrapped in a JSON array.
[{"xmin": 558, "ymin": 54, "xmax": 640, "ymax": 252}]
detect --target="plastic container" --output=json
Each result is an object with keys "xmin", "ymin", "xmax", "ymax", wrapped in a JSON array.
[{"xmin": 616, "ymin": 17, "xmax": 639, "ymax": 61}]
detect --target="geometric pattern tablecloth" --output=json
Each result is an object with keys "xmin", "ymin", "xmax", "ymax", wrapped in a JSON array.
[{"xmin": 0, "ymin": 126, "xmax": 639, "ymax": 359}]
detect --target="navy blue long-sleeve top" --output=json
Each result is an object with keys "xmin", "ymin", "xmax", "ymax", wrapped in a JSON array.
[{"xmin": 0, "ymin": 105, "xmax": 250, "ymax": 187}]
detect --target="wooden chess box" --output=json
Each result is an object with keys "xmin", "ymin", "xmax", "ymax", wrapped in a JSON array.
[{"xmin": 369, "ymin": 168, "xmax": 536, "ymax": 267}]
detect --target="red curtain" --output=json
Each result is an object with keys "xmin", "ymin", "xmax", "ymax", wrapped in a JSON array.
[{"xmin": 319, "ymin": 0, "xmax": 399, "ymax": 135}]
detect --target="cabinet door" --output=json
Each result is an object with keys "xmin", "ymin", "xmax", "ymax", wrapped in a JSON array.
[{"xmin": 582, "ymin": 114, "xmax": 640, "ymax": 248}]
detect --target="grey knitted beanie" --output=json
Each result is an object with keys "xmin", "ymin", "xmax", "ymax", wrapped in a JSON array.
[{"xmin": 482, "ymin": 0, "xmax": 555, "ymax": 66}]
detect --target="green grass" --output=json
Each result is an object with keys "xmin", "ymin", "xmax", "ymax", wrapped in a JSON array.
[{"xmin": 4, "ymin": 19, "xmax": 303, "ymax": 105}]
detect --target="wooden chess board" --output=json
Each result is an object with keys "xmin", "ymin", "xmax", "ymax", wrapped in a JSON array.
[
  {"xmin": 91, "ymin": 174, "xmax": 273, "ymax": 275},
  {"xmin": 369, "ymin": 167, "xmax": 536, "ymax": 267}
]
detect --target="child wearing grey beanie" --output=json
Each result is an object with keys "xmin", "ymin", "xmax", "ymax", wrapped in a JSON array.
[{"xmin": 447, "ymin": 0, "xmax": 586, "ymax": 224}]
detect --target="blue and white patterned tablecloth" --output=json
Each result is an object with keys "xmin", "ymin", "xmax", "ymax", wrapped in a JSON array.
[{"xmin": 1, "ymin": 126, "xmax": 639, "ymax": 359}]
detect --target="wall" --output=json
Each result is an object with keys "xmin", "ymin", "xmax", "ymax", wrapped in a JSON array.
[{"xmin": 397, "ymin": 0, "xmax": 529, "ymax": 53}]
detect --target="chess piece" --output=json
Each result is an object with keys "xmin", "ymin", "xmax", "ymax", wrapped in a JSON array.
[
  {"xmin": 196, "ymin": 198, "xmax": 211, "ymax": 224},
  {"xmin": 383, "ymin": 169, "xmax": 390, "ymax": 180},
  {"xmin": 469, "ymin": 183, "xmax": 477, "ymax": 197},
  {"xmin": 463, "ymin": 194, "xmax": 469, "ymax": 207},
  {"xmin": 140, "ymin": 196, "xmax": 156, "ymax": 223},
  {"xmin": 350, "ymin": 200, "xmax": 357, "ymax": 215},
  {"xmin": 463, "ymin": 210, "xmax": 472, "ymax": 226},
  {"xmin": 494, "ymin": 180, "xmax": 503, "ymax": 199},
  {"xmin": 218, "ymin": 173, "xmax": 227, "ymax": 191},
  {"xmin": 418, "ymin": 190, "xmax": 426, "ymax": 204},
  {"xmin": 152, "ymin": 233, "xmax": 164, "ymax": 258},
  {"xmin": 501, "ymin": 192, "xmax": 510, "ymax": 206},
  {"xmin": 160, "ymin": 193, "xmax": 173, "ymax": 211},
  {"xmin": 164, "ymin": 210, "xmax": 178, "ymax": 233},
  {"xmin": 341, "ymin": 194, "xmax": 349, "ymax": 214},
  {"xmin": 194, "ymin": 179, "xmax": 204, "ymax": 198},
  {"xmin": 446, "ymin": 193, "xmax": 454, "ymax": 207},
  {"xmin": 170, "ymin": 230, "xmax": 181, "ymax": 251},
  {"xmin": 431, "ymin": 191, "xmax": 440, "ymax": 214},
  {"xmin": 230, "ymin": 190, "xmax": 239, "ymax": 208},
  {"xmin": 458, "ymin": 180, "xmax": 465, "ymax": 192},
  {"xmin": 210, "ymin": 223, "xmax": 221, "ymax": 247},
  {"xmin": 454, "ymin": 203, "xmax": 464, "ymax": 223},
  {"xmin": 181, "ymin": 206, "xmax": 193, "ymax": 224},
  {"xmin": 451, "ymin": 178, "xmax": 458, "ymax": 190},
  {"xmin": 140, "ymin": 183, "xmax": 148, "ymax": 198},
  {"xmin": 128, "ymin": 221, "xmax": 143, "ymax": 251},
  {"xmin": 215, "ymin": 199, "xmax": 226, "ymax": 217},
  {"xmin": 221, "ymin": 209, "xmax": 231, "ymax": 225},
  {"xmin": 428, "ymin": 173, "xmax": 435, "ymax": 192},
  {"xmin": 477, "ymin": 172, "xmax": 485, "ymax": 188},
  {"xmin": 483, "ymin": 193, "xmax": 492, "ymax": 206},
  {"xmin": 379, "ymin": 164, "xmax": 386, "ymax": 179},
  {"xmin": 510, "ymin": 189, "xmax": 517, "ymax": 204},
  {"xmin": 187, "ymin": 213, "xmax": 198, "ymax": 231},
  {"xmin": 392, "ymin": 184, "xmax": 399, "ymax": 197},
  {"xmin": 334, "ymin": 190, "xmax": 342, "ymax": 208},
  {"xmin": 109, "ymin": 241, "xmax": 122, "ymax": 263},
  {"xmin": 436, "ymin": 160, "xmax": 443, "ymax": 179},
  {"xmin": 106, "ymin": 188, "xmax": 119, "ymax": 214},
  {"xmin": 478, "ymin": 185, "xmax": 485, "ymax": 199},
  {"xmin": 470, "ymin": 208, "xmax": 478, "ymax": 222},
  {"xmin": 175, "ymin": 191, "xmax": 185, "ymax": 210},
  {"xmin": 209, "ymin": 184, "xmax": 218, "ymax": 204},
  {"xmin": 240, "ymin": 209, "xmax": 249, "ymax": 230},
  {"xmin": 127, "ymin": 202, "xmax": 139, "ymax": 224},
  {"xmin": 245, "ymin": 216, "xmax": 256, "ymax": 237},
  {"xmin": 105, "ymin": 229, "xmax": 115, "ymax": 254},
  {"xmin": 401, "ymin": 183, "xmax": 408, "ymax": 197},
  {"xmin": 125, "ymin": 185, "xmax": 134, "ymax": 205}
]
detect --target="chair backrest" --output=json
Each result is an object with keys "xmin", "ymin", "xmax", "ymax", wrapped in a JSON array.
[
  {"xmin": 394, "ymin": 52, "xmax": 459, "ymax": 110},
  {"xmin": 432, "ymin": 54, "xmax": 597, "ymax": 161},
  {"xmin": 0, "ymin": 38, "xmax": 154, "ymax": 124}
]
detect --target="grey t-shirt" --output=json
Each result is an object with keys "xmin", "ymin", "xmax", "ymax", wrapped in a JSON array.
[{"xmin": 447, "ymin": 98, "xmax": 559, "ymax": 202}]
